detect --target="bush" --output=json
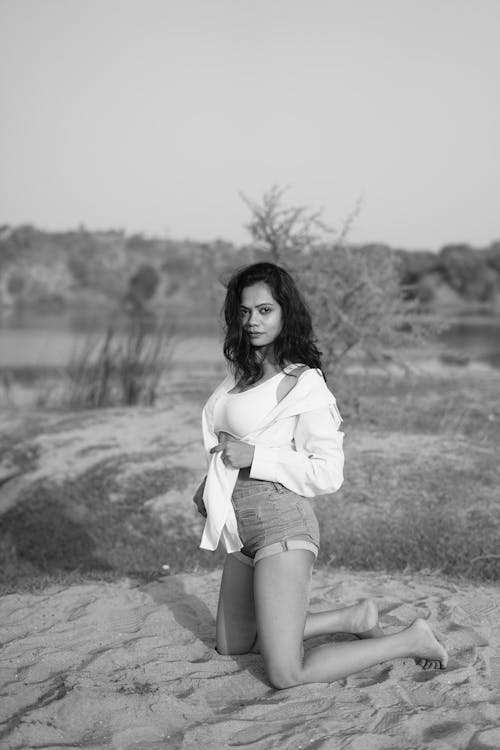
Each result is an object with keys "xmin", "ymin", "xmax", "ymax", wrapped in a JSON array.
[
  {"xmin": 7, "ymin": 271, "xmax": 25, "ymax": 295},
  {"xmin": 127, "ymin": 264, "xmax": 160, "ymax": 305},
  {"xmin": 484, "ymin": 241, "xmax": 500, "ymax": 274},
  {"xmin": 396, "ymin": 249, "xmax": 441, "ymax": 287},
  {"xmin": 414, "ymin": 276, "xmax": 436, "ymax": 306},
  {"xmin": 395, "ymin": 249, "xmax": 441, "ymax": 301},
  {"xmin": 62, "ymin": 317, "xmax": 176, "ymax": 408},
  {"xmin": 439, "ymin": 244, "xmax": 497, "ymax": 302},
  {"xmin": 242, "ymin": 186, "xmax": 431, "ymax": 377}
]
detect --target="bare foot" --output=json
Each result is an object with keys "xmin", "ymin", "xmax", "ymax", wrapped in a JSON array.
[
  {"xmin": 348, "ymin": 599, "xmax": 385, "ymax": 639},
  {"xmin": 408, "ymin": 618, "xmax": 448, "ymax": 669}
]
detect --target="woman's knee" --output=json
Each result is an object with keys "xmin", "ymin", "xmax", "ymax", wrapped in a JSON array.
[
  {"xmin": 265, "ymin": 659, "xmax": 303, "ymax": 690},
  {"xmin": 216, "ymin": 642, "xmax": 248, "ymax": 656},
  {"xmin": 216, "ymin": 633, "xmax": 256, "ymax": 656}
]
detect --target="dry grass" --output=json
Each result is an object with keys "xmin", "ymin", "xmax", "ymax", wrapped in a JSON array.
[
  {"xmin": 1, "ymin": 365, "xmax": 499, "ymax": 593},
  {"xmin": 341, "ymin": 367, "xmax": 499, "ymax": 443},
  {"xmin": 316, "ymin": 436, "xmax": 500, "ymax": 580},
  {"xmin": 58, "ymin": 319, "xmax": 176, "ymax": 408},
  {"xmin": 317, "ymin": 368, "xmax": 500, "ymax": 581},
  {"xmin": 0, "ymin": 456, "xmax": 224, "ymax": 594}
]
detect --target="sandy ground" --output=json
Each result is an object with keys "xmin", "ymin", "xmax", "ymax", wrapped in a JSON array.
[
  {"xmin": 1, "ymin": 365, "xmax": 500, "ymax": 748},
  {"xmin": 1, "ymin": 568, "xmax": 500, "ymax": 750}
]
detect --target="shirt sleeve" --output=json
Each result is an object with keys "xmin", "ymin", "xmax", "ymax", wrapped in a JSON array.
[{"xmin": 249, "ymin": 406, "xmax": 345, "ymax": 496}]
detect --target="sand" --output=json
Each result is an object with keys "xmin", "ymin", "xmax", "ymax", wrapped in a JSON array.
[
  {"xmin": 1, "ymin": 567, "xmax": 500, "ymax": 750},
  {"xmin": 1, "ymin": 363, "xmax": 500, "ymax": 749}
]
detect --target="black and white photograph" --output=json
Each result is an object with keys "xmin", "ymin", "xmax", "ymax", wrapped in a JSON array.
[{"xmin": 1, "ymin": 1, "xmax": 500, "ymax": 748}]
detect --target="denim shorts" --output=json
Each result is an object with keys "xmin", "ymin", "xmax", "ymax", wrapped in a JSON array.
[{"xmin": 230, "ymin": 467, "xmax": 320, "ymax": 566}]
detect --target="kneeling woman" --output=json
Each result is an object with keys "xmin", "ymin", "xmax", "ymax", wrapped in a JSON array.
[{"xmin": 193, "ymin": 261, "xmax": 447, "ymax": 689}]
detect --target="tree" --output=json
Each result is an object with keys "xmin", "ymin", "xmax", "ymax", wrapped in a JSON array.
[
  {"xmin": 439, "ymin": 244, "xmax": 497, "ymax": 302},
  {"xmin": 242, "ymin": 187, "xmax": 429, "ymax": 378},
  {"xmin": 127, "ymin": 264, "xmax": 160, "ymax": 305},
  {"xmin": 241, "ymin": 185, "xmax": 332, "ymax": 259},
  {"xmin": 485, "ymin": 241, "xmax": 500, "ymax": 274},
  {"xmin": 395, "ymin": 249, "xmax": 441, "ymax": 294}
]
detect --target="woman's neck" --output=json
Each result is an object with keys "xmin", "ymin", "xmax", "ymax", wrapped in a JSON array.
[{"xmin": 256, "ymin": 348, "xmax": 281, "ymax": 375}]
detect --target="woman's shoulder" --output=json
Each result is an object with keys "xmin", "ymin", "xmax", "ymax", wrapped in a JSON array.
[
  {"xmin": 282, "ymin": 363, "xmax": 325, "ymax": 384},
  {"xmin": 282, "ymin": 362, "xmax": 314, "ymax": 377},
  {"xmin": 276, "ymin": 364, "xmax": 325, "ymax": 403}
]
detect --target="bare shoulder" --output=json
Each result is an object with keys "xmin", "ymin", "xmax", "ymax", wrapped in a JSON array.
[
  {"xmin": 277, "ymin": 364, "xmax": 312, "ymax": 402},
  {"xmin": 283, "ymin": 363, "xmax": 311, "ymax": 378}
]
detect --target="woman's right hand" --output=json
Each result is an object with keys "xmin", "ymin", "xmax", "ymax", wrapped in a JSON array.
[{"xmin": 192, "ymin": 476, "xmax": 207, "ymax": 517}]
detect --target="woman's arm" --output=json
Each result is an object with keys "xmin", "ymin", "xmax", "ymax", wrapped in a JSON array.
[{"xmin": 249, "ymin": 406, "xmax": 344, "ymax": 496}]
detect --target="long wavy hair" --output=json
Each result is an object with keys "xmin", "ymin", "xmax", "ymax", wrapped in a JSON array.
[{"xmin": 222, "ymin": 262, "xmax": 324, "ymax": 385}]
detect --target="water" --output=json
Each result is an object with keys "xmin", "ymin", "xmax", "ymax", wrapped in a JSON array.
[
  {"xmin": 0, "ymin": 307, "xmax": 222, "ymax": 371},
  {"xmin": 436, "ymin": 318, "xmax": 500, "ymax": 368},
  {"xmin": 0, "ymin": 309, "xmax": 499, "ymax": 371}
]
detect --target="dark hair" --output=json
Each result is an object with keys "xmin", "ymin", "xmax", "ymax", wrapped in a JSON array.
[{"xmin": 222, "ymin": 262, "xmax": 324, "ymax": 384}]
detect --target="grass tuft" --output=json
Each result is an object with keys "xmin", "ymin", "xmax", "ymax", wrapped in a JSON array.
[
  {"xmin": 1, "ymin": 366, "xmax": 499, "ymax": 592},
  {"xmin": 0, "ymin": 456, "xmax": 224, "ymax": 594},
  {"xmin": 56, "ymin": 318, "xmax": 176, "ymax": 408}
]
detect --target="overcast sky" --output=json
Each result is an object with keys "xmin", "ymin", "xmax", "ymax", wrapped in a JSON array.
[{"xmin": 1, "ymin": 0, "xmax": 499, "ymax": 250}]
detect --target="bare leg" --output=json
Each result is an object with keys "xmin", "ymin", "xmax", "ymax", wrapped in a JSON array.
[
  {"xmin": 250, "ymin": 593, "xmax": 385, "ymax": 654},
  {"xmin": 217, "ymin": 554, "xmax": 385, "ymax": 656},
  {"xmin": 307, "ymin": 600, "xmax": 439, "ymax": 670},
  {"xmin": 216, "ymin": 554, "xmax": 256, "ymax": 655},
  {"xmin": 216, "ymin": 553, "xmax": 440, "ymax": 670},
  {"xmin": 253, "ymin": 550, "xmax": 448, "ymax": 689},
  {"xmin": 304, "ymin": 598, "xmax": 385, "ymax": 640}
]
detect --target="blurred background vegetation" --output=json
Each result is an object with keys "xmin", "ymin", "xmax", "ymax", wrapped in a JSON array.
[
  {"xmin": 1, "ymin": 200, "xmax": 499, "ymax": 328},
  {"xmin": 2, "ymin": 188, "xmax": 499, "ymax": 409},
  {"xmin": 1, "ymin": 191, "xmax": 499, "ymax": 590}
]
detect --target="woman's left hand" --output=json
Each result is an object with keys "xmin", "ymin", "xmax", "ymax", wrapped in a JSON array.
[{"xmin": 210, "ymin": 431, "xmax": 255, "ymax": 469}]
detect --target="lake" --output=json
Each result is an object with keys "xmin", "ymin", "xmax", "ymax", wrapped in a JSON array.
[
  {"xmin": 1, "ymin": 309, "xmax": 500, "ymax": 372},
  {"xmin": 435, "ymin": 318, "xmax": 500, "ymax": 368}
]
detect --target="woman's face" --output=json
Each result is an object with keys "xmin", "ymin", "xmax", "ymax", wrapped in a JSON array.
[{"xmin": 240, "ymin": 282, "xmax": 283, "ymax": 348}]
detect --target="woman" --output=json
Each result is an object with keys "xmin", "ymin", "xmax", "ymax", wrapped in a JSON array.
[{"xmin": 194, "ymin": 262, "xmax": 447, "ymax": 689}]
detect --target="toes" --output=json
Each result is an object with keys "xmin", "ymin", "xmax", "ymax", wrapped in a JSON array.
[
  {"xmin": 421, "ymin": 659, "xmax": 443, "ymax": 670},
  {"xmin": 414, "ymin": 659, "xmax": 446, "ymax": 672}
]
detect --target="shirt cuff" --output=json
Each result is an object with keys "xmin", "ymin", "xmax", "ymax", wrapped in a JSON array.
[{"xmin": 249, "ymin": 443, "xmax": 282, "ymax": 482}]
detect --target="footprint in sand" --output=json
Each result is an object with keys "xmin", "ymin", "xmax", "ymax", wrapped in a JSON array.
[
  {"xmin": 468, "ymin": 727, "xmax": 500, "ymax": 748},
  {"xmin": 105, "ymin": 608, "xmax": 145, "ymax": 634},
  {"xmin": 347, "ymin": 664, "xmax": 393, "ymax": 688},
  {"xmin": 413, "ymin": 668, "xmax": 451, "ymax": 682},
  {"xmin": 451, "ymin": 597, "xmax": 500, "ymax": 628},
  {"xmin": 372, "ymin": 707, "xmax": 409, "ymax": 734},
  {"xmin": 112, "ymin": 725, "xmax": 165, "ymax": 749},
  {"xmin": 488, "ymin": 655, "xmax": 500, "ymax": 687},
  {"xmin": 444, "ymin": 623, "xmax": 489, "ymax": 657},
  {"xmin": 422, "ymin": 720, "xmax": 467, "ymax": 743},
  {"xmin": 429, "ymin": 623, "xmax": 489, "ymax": 671}
]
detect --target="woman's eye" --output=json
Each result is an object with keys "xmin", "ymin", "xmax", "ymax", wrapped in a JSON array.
[{"xmin": 260, "ymin": 307, "xmax": 271, "ymax": 314}]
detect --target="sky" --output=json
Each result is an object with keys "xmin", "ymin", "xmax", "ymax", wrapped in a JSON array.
[{"xmin": 1, "ymin": 0, "xmax": 499, "ymax": 250}]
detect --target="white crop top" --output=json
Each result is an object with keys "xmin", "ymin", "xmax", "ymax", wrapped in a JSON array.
[{"xmin": 213, "ymin": 371, "xmax": 287, "ymax": 438}]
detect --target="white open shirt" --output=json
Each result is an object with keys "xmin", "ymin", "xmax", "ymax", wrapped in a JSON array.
[
  {"xmin": 200, "ymin": 368, "xmax": 344, "ymax": 552},
  {"xmin": 200, "ymin": 365, "xmax": 345, "ymax": 553}
]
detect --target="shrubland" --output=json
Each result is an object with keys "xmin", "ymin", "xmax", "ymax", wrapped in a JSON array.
[
  {"xmin": 1, "ymin": 194, "xmax": 499, "ymax": 591},
  {"xmin": 0, "ymin": 216, "xmax": 499, "ymax": 322}
]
